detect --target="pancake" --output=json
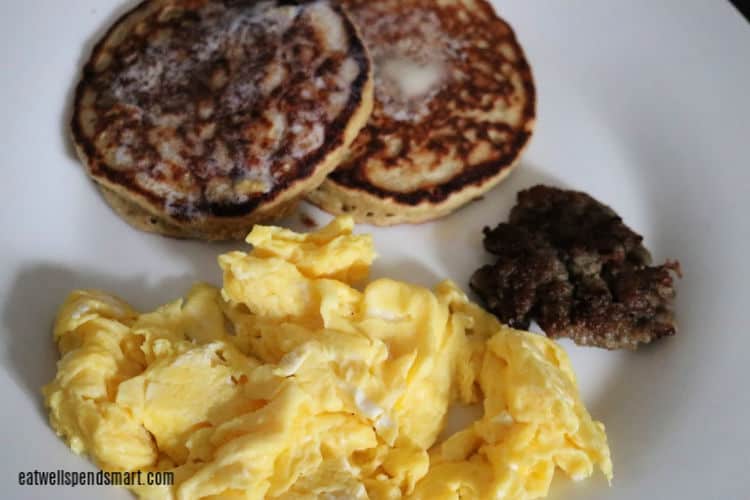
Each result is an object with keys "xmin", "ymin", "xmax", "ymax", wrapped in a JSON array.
[
  {"xmin": 72, "ymin": 0, "xmax": 373, "ymax": 240},
  {"xmin": 307, "ymin": 0, "xmax": 535, "ymax": 225}
]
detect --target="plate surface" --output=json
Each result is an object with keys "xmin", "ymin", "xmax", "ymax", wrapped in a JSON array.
[{"xmin": 1, "ymin": 1, "xmax": 749, "ymax": 499}]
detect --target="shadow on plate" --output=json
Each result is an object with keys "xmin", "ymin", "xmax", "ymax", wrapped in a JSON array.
[
  {"xmin": 61, "ymin": 0, "xmax": 144, "ymax": 161},
  {"xmin": 430, "ymin": 162, "xmax": 570, "ymax": 296},
  {"xmin": 369, "ymin": 256, "xmax": 442, "ymax": 290}
]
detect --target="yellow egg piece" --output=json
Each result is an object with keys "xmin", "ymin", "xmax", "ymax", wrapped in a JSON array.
[{"xmin": 43, "ymin": 216, "xmax": 612, "ymax": 499}]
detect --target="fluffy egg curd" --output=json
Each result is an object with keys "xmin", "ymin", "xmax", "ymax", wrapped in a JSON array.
[{"xmin": 43, "ymin": 217, "xmax": 612, "ymax": 500}]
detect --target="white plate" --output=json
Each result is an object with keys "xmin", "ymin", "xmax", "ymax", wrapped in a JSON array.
[{"xmin": 1, "ymin": 1, "xmax": 748, "ymax": 499}]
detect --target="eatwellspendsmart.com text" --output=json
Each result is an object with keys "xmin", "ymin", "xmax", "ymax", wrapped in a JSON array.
[{"xmin": 18, "ymin": 469, "xmax": 174, "ymax": 487}]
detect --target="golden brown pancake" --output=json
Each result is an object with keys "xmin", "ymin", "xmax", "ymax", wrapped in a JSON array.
[
  {"xmin": 307, "ymin": 0, "xmax": 535, "ymax": 225},
  {"xmin": 72, "ymin": 0, "xmax": 373, "ymax": 240}
]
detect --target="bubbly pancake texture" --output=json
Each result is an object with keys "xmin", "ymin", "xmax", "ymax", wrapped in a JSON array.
[
  {"xmin": 308, "ymin": 0, "xmax": 536, "ymax": 225},
  {"xmin": 72, "ymin": 0, "xmax": 373, "ymax": 239}
]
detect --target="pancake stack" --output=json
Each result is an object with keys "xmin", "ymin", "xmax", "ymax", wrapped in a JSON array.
[{"xmin": 72, "ymin": 0, "xmax": 535, "ymax": 239}]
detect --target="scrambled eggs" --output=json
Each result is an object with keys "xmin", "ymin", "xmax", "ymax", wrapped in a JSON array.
[{"xmin": 43, "ymin": 217, "xmax": 612, "ymax": 499}]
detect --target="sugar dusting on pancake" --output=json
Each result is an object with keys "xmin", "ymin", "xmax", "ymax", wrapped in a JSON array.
[{"xmin": 72, "ymin": 0, "xmax": 372, "ymax": 238}]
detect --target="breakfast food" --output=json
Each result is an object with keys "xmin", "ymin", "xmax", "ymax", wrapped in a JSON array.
[
  {"xmin": 471, "ymin": 185, "xmax": 681, "ymax": 350},
  {"xmin": 71, "ymin": 0, "xmax": 373, "ymax": 240},
  {"xmin": 307, "ymin": 0, "xmax": 536, "ymax": 225},
  {"xmin": 44, "ymin": 217, "xmax": 611, "ymax": 499}
]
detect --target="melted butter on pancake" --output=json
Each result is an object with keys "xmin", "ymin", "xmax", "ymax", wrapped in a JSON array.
[{"xmin": 357, "ymin": 8, "xmax": 456, "ymax": 123}]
